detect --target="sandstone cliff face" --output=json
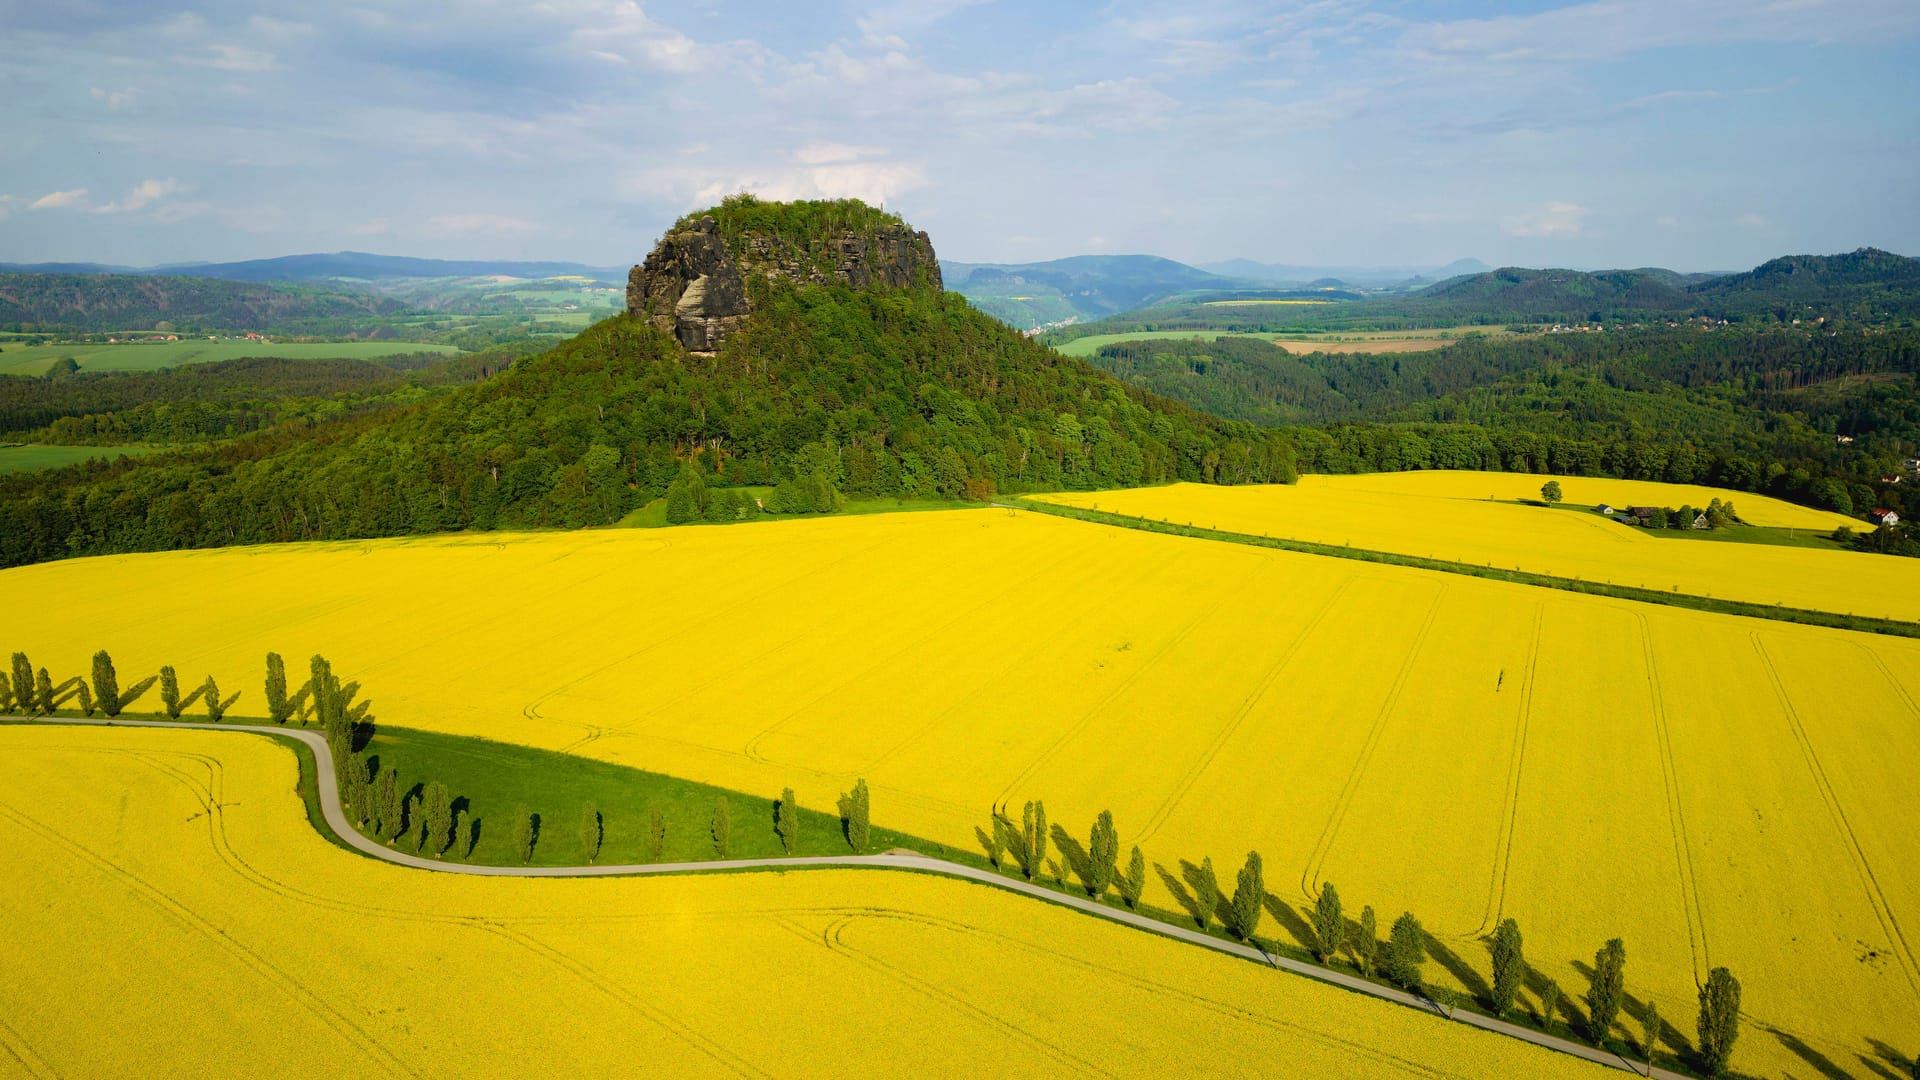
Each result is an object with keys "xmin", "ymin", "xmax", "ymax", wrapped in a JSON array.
[{"xmin": 627, "ymin": 214, "xmax": 941, "ymax": 353}]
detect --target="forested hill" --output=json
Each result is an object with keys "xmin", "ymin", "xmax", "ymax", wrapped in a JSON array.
[
  {"xmin": 0, "ymin": 272, "xmax": 402, "ymax": 333},
  {"xmin": 0, "ymin": 199, "xmax": 1294, "ymax": 568}
]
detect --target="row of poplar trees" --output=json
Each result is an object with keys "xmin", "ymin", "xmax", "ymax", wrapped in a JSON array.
[
  {"xmin": 978, "ymin": 802, "xmax": 1744, "ymax": 1076},
  {"xmin": 5, "ymin": 649, "xmax": 227, "ymax": 723}
]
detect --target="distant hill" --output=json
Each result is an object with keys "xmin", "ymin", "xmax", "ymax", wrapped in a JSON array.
[
  {"xmin": 1688, "ymin": 248, "xmax": 1920, "ymax": 321},
  {"xmin": 2, "ymin": 252, "xmax": 626, "ymax": 285},
  {"xmin": 1200, "ymin": 258, "xmax": 1492, "ymax": 288},
  {"xmin": 0, "ymin": 272, "xmax": 404, "ymax": 333},
  {"xmin": 943, "ymin": 254, "xmax": 1244, "ymax": 329}
]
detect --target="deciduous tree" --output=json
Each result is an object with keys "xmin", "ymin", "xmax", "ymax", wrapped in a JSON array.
[
  {"xmin": 91, "ymin": 650, "xmax": 120, "ymax": 717},
  {"xmin": 421, "ymin": 782, "xmax": 453, "ymax": 856},
  {"xmin": 1587, "ymin": 938, "xmax": 1627, "ymax": 1046},
  {"xmin": 1189, "ymin": 856, "xmax": 1220, "ymax": 930},
  {"xmin": 836, "ymin": 779, "xmax": 869, "ymax": 853},
  {"xmin": 1226, "ymin": 852, "xmax": 1265, "ymax": 941},
  {"xmin": 1642, "ymin": 1001, "xmax": 1661, "ymax": 1066},
  {"xmin": 203, "ymin": 676, "xmax": 225, "ymax": 721},
  {"xmin": 1541, "ymin": 479, "xmax": 1563, "ymax": 505},
  {"xmin": 1540, "ymin": 980, "xmax": 1562, "ymax": 1034},
  {"xmin": 1085, "ymin": 810, "xmax": 1119, "ymax": 897},
  {"xmin": 159, "ymin": 665, "xmax": 181, "ymax": 719},
  {"xmin": 1387, "ymin": 912, "xmax": 1426, "ymax": 991},
  {"xmin": 1490, "ymin": 918, "xmax": 1525, "ymax": 1017},
  {"xmin": 1697, "ymin": 966, "xmax": 1741, "ymax": 1076},
  {"xmin": 648, "ymin": 803, "xmax": 665, "ymax": 862},
  {"xmin": 1117, "ymin": 846, "xmax": 1146, "ymax": 909},
  {"xmin": 9, "ymin": 652, "xmax": 32, "ymax": 712},
  {"xmin": 1311, "ymin": 881, "xmax": 1343, "ymax": 961},
  {"xmin": 711, "ymin": 795, "xmax": 731, "ymax": 857},
  {"xmin": 512, "ymin": 804, "xmax": 536, "ymax": 863},
  {"xmin": 33, "ymin": 667, "xmax": 54, "ymax": 715},
  {"xmin": 1355, "ymin": 906, "xmax": 1379, "ymax": 977},
  {"xmin": 579, "ymin": 800, "xmax": 601, "ymax": 863},
  {"xmin": 264, "ymin": 652, "xmax": 291, "ymax": 724},
  {"xmin": 776, "ymin": 788, "xmax": 798, "ymax": 856},
  {"xmin": 449, "ymin": 809, "xmax": 469, "ymax": 860},
  {"xmin": 76, "ymin": 681, "xmax": 93, "ymax": 718}
]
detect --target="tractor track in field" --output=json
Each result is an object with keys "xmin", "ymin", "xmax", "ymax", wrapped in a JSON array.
[
  {"xmin": 4, "ymin": 715, "xmax": 1695, "ymax": 1080},
  {"xmin": 1472, "ymin": 600, "xmax": 1544, "ymax": 941},
  {"xmin": 1636, "ymin": 611, "xmax": 1711, "ymax": 986}
]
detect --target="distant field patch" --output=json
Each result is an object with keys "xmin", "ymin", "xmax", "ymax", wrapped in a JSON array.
[
  {"xmin": 0, "ymin": 339, "xmax": 462, "ymax": 377},
  {"xmin": 1054, "ymin": 330, "xmax": 1285, "ymax": 357},
  {"xmin": 1055, "ymin": 327, "xmax": 1501, "ymax": 358},
  {"xmin": 0, "ymin": 444, "xmax": 160, "ymax": 473}
]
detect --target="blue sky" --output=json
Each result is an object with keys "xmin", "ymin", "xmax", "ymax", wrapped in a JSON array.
[{"xmin": 1, "ymin": 0, "xmax": 1915, "ymax": 270}]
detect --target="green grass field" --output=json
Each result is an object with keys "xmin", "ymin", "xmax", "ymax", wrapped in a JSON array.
[
  {"xmin": 0, "ymin": 339, "xmax": 462, "ymax": 377},
  {"xmin": 0, "ymin": 444, "xmax": 161, "ymax": 473},
  {"xmin": 1053, "ymin": 330, "xmax": 1285, "ymax": 357},
  {"xmin": 617, "ymin": 487, "xmax": 979, "ymax": 528},
  {"xmin": 1054, "ymin": 326, "xmax": 1513, "ymax": 358}
]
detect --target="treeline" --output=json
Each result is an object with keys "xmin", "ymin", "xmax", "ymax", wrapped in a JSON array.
[
  {"xmin": 0, "ymin": 354, "xmax": 501, "ymax": 442},
  {"xmin": 976, "ymin": 799, "xmax": 1746, "ymax": 1076},
  {"xmin": 0, "ymin": 288, "xmax": 1296, "ymax": 568}
]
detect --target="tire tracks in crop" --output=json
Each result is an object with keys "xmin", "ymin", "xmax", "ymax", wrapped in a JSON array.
[
  {"xmin": 0, "ymin": 1016, "xmax": 58, "ymax": 1080},
  {"xmin": 488, "ymin": 925, "xmax": 773, "ymax": 1079},
  {"xmin": 1299, "ymin": 584, "xmax": 1446, "ymax": 903},
  {"xmin": 0, "ymin": 796, "xmax": 423, "ymax": 1080},
  {"xmin": 1753, "ymin": 631, "xmax": 1920, "ymax": 1004},
  {"xmin": 1855, "ymin": 639, "xmax": 1920, "ymax": 720},
  {"xmin": 1635, "ymin": 611, "xmax": 1709, "ymax": 985},
  {"xmin": 993, "ymin": 558, "xmax": 1275, "ymax": 810},
  {"xmin": 1471, "ymin": 600, "xmax": 1544, "ymax": 941},
  {"xmin": 778, "ymin": 912, "xmax": 1115, "ymax": 1078},
  {"xmin": 1134, "ymin": 577, "xmax": 1357, "ymax": 847}
]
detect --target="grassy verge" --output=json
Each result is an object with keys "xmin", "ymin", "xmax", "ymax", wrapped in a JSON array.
[
  {"xmin": 1543, "ymin": 502, "xmax": 1846, "ymax": 550},
  {"xmin": 1009, "ymin": 497, "xmax": 1920, "ymax": 639}
]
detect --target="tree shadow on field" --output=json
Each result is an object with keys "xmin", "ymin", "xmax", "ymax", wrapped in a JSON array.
[
  {"xmin": 179, "ymin": 682, "xmax": 207, "ymax": 712},
  {"xmin": 1769, "ymin": 1027, "xmax": 1859, "ymax": 1080},
  {"xmin": 1050, "ymin": 826, "xmax": 1090, "ymax": 893},
  {"xmin": 53, "ymin": 676, "xmax": 82, "ymax": 708},
  {"xmin": 1862, "ymin": 1038, "xmax": 1913, "ymax": 1080},
  {"xmin": 1428, "ymin": 932, "xmax": 1491, "ymax": 1006},
  {"xmin": 1155, "ymin": 864, "xmax": 1206, "ymax": 927},
  {"xmin": 120, "ymin": 675, "xmax": 158, "ymax": 710},
  {"xmin": 215, "ymin": 690, "xmax": 242, "ymax": 718},
  {"xmin": 1260, "ymin": 893, "xmax": 1318, "ymax": 954},
  {"xmin": 1568, "ymin": 959, "xmax": 1610, "ymax": 1043},
  {"xmin": 1523, "ymin": 963, "xmax": 1582, "ymax": 1035}
]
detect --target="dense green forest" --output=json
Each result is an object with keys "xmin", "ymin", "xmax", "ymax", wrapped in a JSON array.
[
  {"xmin": 0, "ymin": 353, "xmax": 507, "ymax": 444},
  {"xmin": 0, "ymin": 276, "xmax": 1293, "ymax": 567},
  {"xmin": 1080, "ymin": 327, "xmax": 1920, "ymax": 526}
]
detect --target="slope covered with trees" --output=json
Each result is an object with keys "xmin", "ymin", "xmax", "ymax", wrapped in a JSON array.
[
  {"xmin": 0, "ymin": 272, "xmax": 404, "ymax": 333},
  {"xmin": 0, "ymin": 202, "xmax": 1293, "ymax": 568}
]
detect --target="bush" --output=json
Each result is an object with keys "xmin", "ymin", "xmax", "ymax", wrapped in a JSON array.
[{"xmin": 512, "ymin": 804, "xmax": 536, "ymax": 863}]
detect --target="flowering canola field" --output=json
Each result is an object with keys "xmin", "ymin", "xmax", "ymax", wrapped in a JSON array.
[
  {"xmin": 1036, "ymin": 474, "xmax": 1918, "ymax": 619},
  {"xmin": 6, "ymin": 507, "xmax": 1919, "ymax": 1076},
  {"xmin": 0, "ymin": 725, "xmax": 1609, "ymax": 1078}
]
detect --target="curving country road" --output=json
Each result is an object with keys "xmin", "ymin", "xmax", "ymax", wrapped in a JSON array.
[{"xmin": 10, "ymin": 714, "xmax": 1684, "ymax": 1079}]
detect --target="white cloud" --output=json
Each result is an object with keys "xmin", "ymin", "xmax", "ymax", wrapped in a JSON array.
[
  {"xmin": 176, "ymin": 44, "xmax": 277, "ymax": 72},
  {"xmin": 30, "ymin": 189, "xmax": 90, "ymax": 211},
  {"xmin": 89, "ymin": 86, "xmax": 139, "ymax": 111},
  {"xmin": 429, "ymin": 213, "xmax": 542, "ymax": 233},
  {"xmin": 795, "ymin": 143, "xmax": 884, "ymax": 165},
  {"xmin": 1502, "ymin": 201, "xmax": 1589, "ymax": 238},
  {"xmin": 352, "ymin": 219, "xmax": 392, "ymax": 235},
  {"xmin": 1655, "ymin": 215, "xmax": 1682, "ymax": 229},
  {"xmin": 689, "ymin": 159, "xmax": 929, "ymax": 209},
  {"xmin": 0, "ymin": 195, "xmax": 16, "ymax": 220},
  {"xmin": 95, "ymin": 179, "xmax": 183, "ymax": 214},
  {"xmin": 1737, "ymin": 212, "xmax": 1769, "ymax": 228},
  {"xmin": 855, "ymin": 0, "xmax": 987, "ymax": 49}
]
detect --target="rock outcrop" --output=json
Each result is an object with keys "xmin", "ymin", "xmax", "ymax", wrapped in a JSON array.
[{"xmin": 627, "ymin": 208, "xmax": 941, "ymax": 353}]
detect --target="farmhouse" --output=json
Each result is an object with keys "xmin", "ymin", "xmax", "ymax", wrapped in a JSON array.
[
  {"xmin": 1596, "ymin": 503, "xmax": 1617, "ymax": 515},
  {"xmin": 1870, "ymin": 509, "xmax": 1901, "ymax": 527}
]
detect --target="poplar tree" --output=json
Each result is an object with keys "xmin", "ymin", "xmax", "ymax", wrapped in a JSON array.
[
  {"xmin": 1540, "ymin": 980, "xmax": 1562, "ymax": 1034},
  {"xmin": 580, "ymin": 801, "xmax": 601, "ymax": 863},
  {"xmin": 264, "ymin": 652, "xmax": 291, "ymax": 724},
  {"xmin": 76, "ymin": 681, "xmax": 93, "ymax": 718},
  {"xmin": 978, "ymin": 815, "xmax": 1007, "ymax": 870},
  {"xmin": 648, "ymin": 803, "xmax": 665, "ymax": 861},
  {"xmin": 776, "ymin": 788, "xmax": 798, "ymax": 856},
  {"xmin": 1696, "ymin": 966, "xmax": 1741, "ymax": 1076},
  {"xmin": 33, "ymin": 668, "xmax": 54, "ymax": 715},
  {"xmin": 836, "ymin": 779, "xmax": 869, "ymax": 853},
  {"xmin": 1311, "ymin": 881, "xmax": 1344, "ymax": 962},
  {"xmin": 449, "ymin": 809, "xmax": 469, "ymax": 860},
  {"xmin": 460, "ymin": 812, "xmax": 478, "ymax": 860},
  {"xmin": 159, "ymin": 665, "xmax": 181, "ymax": 719},
  {"xmin": 419, "ymin": 782, "xmax": 453, "ymax": 855},
  {"xmin": 1190, "ymin": 856, "xmax": 1220, "ymax": 930},
  {"xmin": 1000, "ymin": 801, "xmax": 1048, "ymax": 881},
  {"xmin": 1587, "ymin": 938, "xmax": 1627, "ymax": 1047},
  {"xmin": 203, "ymin": 676, "xmax": 225, "ymax": 721},
  {"xmin": 711, "ymin": 796, "xmax": 731, "ymax": 857},
  {"xmin": 92, "ymin": 650, "xmax": 120, "ymax": 717},
  {"xmin": 375, "ymin": 769, "xmax": 403, "ymax": 843},
  {"xmin": 1489, "ymin": 917, "xmax": 1525, "ymax": 1017},
  {"xmin": 1226, "ymin": 852, "xmax": 1265, "ymax": 941},
  {"xmin": 512, "ymin": 804, "xmax": 535, "ymax": 863},
  {"xmin": 0, "ymin": 672, "xmax": 13, "ymax": 712},
  {"xmin": 1387, "ymin": 912, "xmax": 1426, "ymax": 991},
  {"xmin": 9, "ymin": 652, "xmax": 32, "ymax": 712},
  {"xmin": 1641, "ymin": 1001, "xmax": 1661, "ymax": 1065},
  {"xmin": 1355, "ymin": 906, "xmax": 1379, "ymax": 976},
  {"xmin": 1117, "ymin": 846, "xmax": 1146, "ymax": 910},
  {"xmin": 1084, "ymin": 810, "xmax": 1119, "ymax": 898}
]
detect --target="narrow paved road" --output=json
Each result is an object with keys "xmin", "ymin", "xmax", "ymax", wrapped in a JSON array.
[{"xmin": 12, "ymin": 715, "xmax": 1685, "ymax": 1079}]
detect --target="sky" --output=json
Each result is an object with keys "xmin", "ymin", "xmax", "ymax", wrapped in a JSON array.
[{"xmin": 1, "ymin": 0, "xmax": 1916, "ymax": 271}]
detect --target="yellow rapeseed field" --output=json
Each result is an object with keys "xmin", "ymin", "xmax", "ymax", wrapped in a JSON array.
[
  {"xmin": 1036, "ymin": 474, "xmax": 1918, "ymax": 619},
  {"xmin": 6, "ymin": 507, "xmax": 1918, "ymax": 1076},
  {"xmin": 0, "ymin": 725, "xmax": 1614, "ymax": 1078}
]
